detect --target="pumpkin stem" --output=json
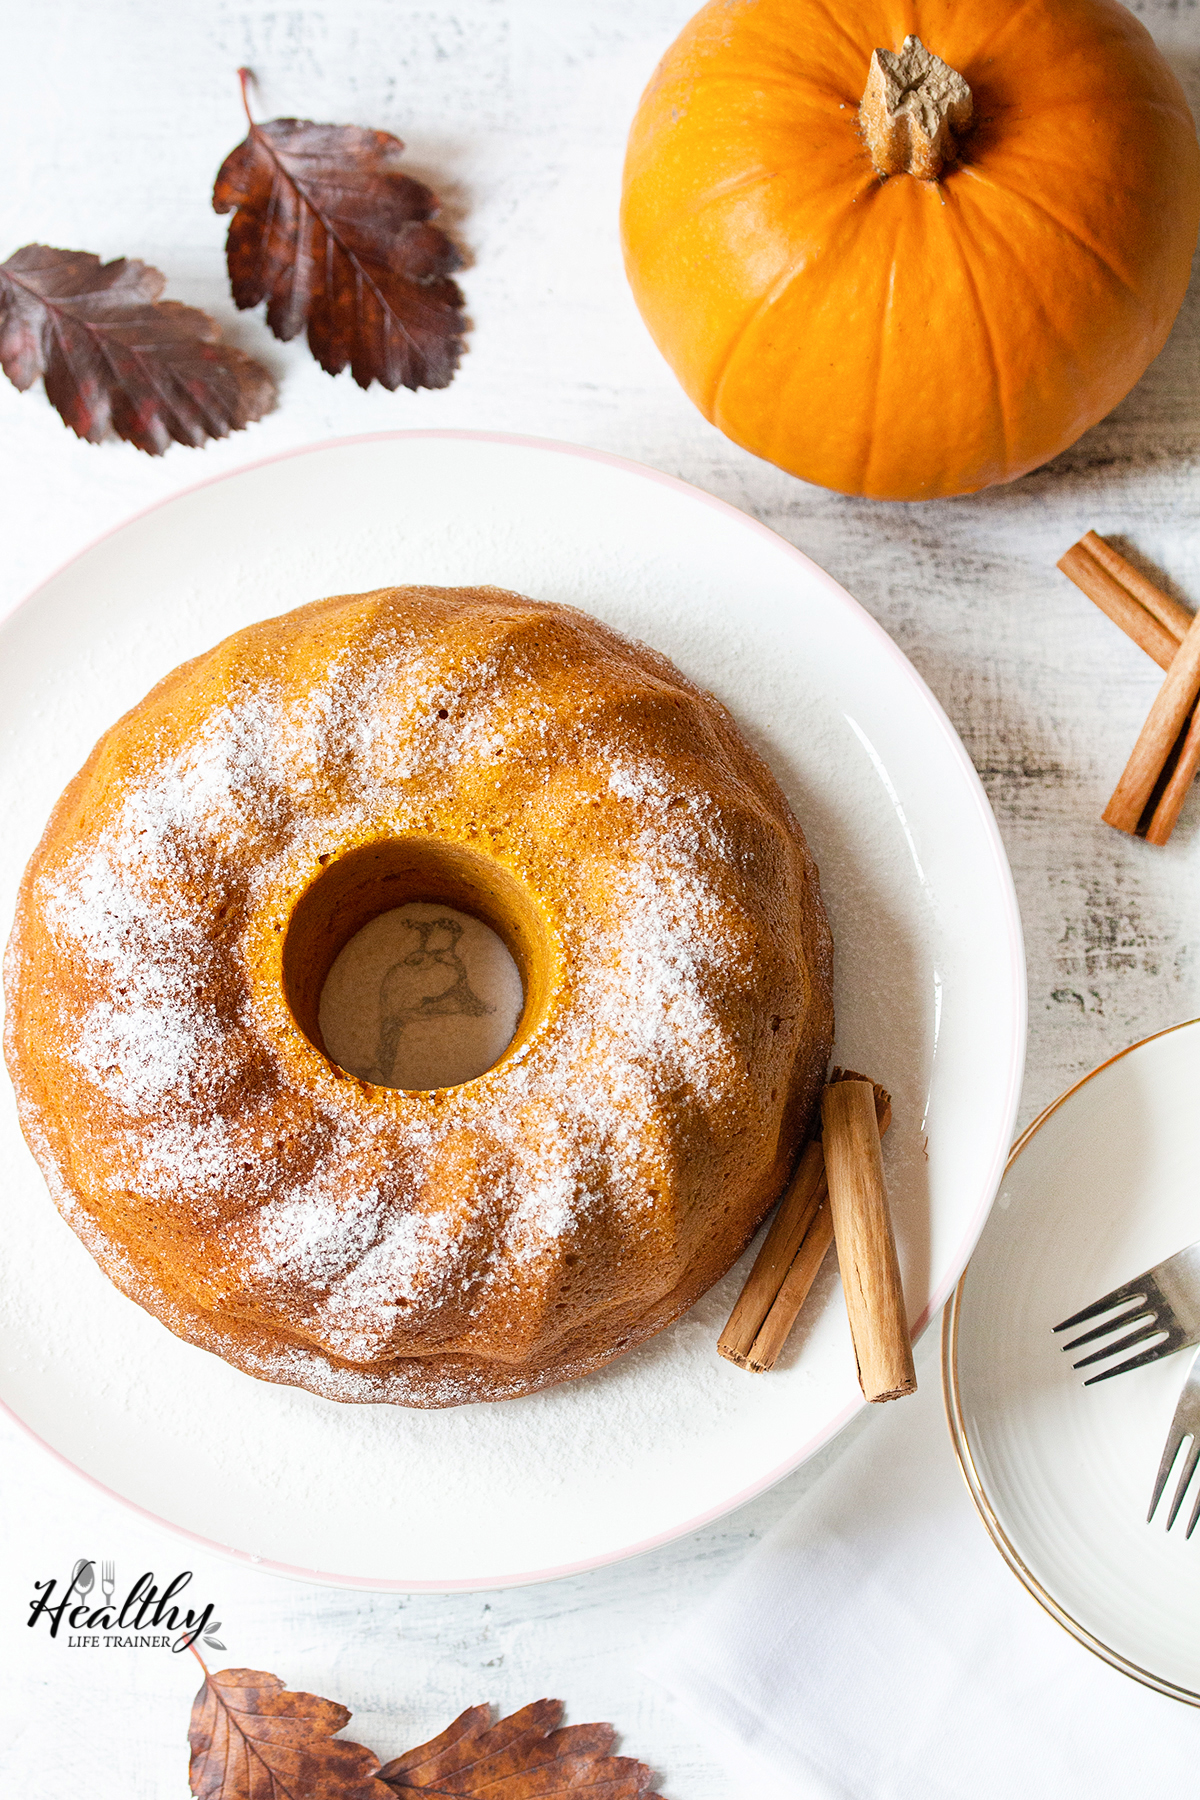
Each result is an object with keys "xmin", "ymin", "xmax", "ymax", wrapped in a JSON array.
[{"xmin": 859, "ymin": 35, "xmax": 972, "ymax": 180}]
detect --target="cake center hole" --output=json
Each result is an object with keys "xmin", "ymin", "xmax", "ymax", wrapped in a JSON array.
[{"xmin": 317, "ymin": 901, "xmax": 524, "ymax": 1091}]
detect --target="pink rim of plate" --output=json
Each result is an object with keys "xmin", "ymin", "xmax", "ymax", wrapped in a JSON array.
[{"xmin": 0, "ymin": 429, "xmax": 1027, "ymax": 1591}]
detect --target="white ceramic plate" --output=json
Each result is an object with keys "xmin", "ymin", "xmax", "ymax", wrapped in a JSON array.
[
  {"xmin": 0, "ymin": 432, "xmax": 1024, "ymax": 1589},
  {"xmin": 945, "ymin": 1019, "xmax": 1200, "ymax": 1704}
]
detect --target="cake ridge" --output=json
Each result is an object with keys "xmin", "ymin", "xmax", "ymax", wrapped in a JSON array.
[{"xmin": 5, "ymin": 585, "xmax": 833, "ymax": 1405}]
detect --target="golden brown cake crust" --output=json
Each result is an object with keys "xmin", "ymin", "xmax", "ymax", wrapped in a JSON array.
[{"xmin": 4, "ymin": 586, "xmax": 833, "ymax": 1405}]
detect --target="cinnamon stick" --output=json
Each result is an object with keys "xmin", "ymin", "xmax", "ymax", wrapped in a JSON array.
[
  {"xmin": 1058, "ymin": 532, "xmax": 1200, "ymax": 843},
  {"xmin": 718, "ymin": 1139, "xmax": 826, "ymax": 1365},
  {"xmin": 821, "ymin": 1078, "xmax": 915, "ymax": 1403},
  {"xmin": 1075, "ymin": 532, "xmax": 1192, "ymax": 643},
  {"xmin": 1058, "ymin": 540, "xmax": 1182, "ymax": 673},
  {"xmin": 1146, "ymin": 700, "xmax": 1200, "ymax": 846},
  {"xmin": 719, "ymin": 1071, "xmax": 890, "ymax": 1372},
  {"xmin": 741, "ymin": 1201, "xmax": 834, "ymax": 1373},
  {"xmin": 1103, "ymin": 607, "xmax": 1200, "ymax": 835}
]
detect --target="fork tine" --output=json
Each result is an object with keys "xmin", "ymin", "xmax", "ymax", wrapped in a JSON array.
[
  {"xmin": 1166, "ymin": 1435, "xmax": 1200, "ymax": 1529},
  {"xmin": 1149, "ymin": 1422, "xmax": 1184, "ymax": 1520},
  {"xmin": 1059, "ymin": 1303, "xmax": 1153, "ymax": 1354},
  {"xmin": 1072, "ymin": 1319, "xmax": 1164, "ymax": 1370},
  {"xmin": 1187, "ymin": 1483, "xmax": 1200, "ymax": 1540},
  {"xmin": 1054, "ymin": 1282, "xmax": 1148, "ymax": 1333},
  {"xmin": 1084, "ymin": 1340, "xmax": 1177, "ymax": 1385}
]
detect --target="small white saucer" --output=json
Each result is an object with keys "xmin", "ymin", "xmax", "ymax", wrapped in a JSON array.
[{"xmin": 945, "ymin": 1018, "xmax": 1200, "ymax": 1703}]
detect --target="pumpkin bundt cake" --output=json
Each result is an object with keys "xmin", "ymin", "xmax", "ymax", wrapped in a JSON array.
[{"xmin": 3, "ymin": 585, "xmax": 833, "ymax": 1405}]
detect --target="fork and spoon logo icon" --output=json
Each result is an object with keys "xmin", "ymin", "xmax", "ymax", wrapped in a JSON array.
[{"xmin": 70, "ymin": 1559, "xmax": 116, "ymax": 1609}]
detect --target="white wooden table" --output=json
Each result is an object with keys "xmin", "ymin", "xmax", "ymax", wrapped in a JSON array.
[{"xmin": 2, "ymin": 3, "xmax": 1198, "ymax": 1793}]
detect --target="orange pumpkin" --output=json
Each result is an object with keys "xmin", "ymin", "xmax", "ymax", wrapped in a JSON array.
[{"xmin": 620, "ymin": 0, "xmax": 1200, "ymax": 501}]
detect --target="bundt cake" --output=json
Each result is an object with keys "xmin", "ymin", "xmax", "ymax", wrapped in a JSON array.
[{"xmin": 3, "ymin": 585, "xmax": 833, "ymax": 1406}]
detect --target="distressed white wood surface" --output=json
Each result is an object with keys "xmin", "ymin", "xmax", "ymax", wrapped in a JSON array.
[{"xmin": 1, "ymin": 3, "xmax": 1199, "ymax": 1794}]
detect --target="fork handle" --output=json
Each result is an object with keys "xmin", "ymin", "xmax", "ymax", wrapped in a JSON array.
[{"xmin": 821, "ymin": 1079, "xmax": 917, "ymax": 1403}]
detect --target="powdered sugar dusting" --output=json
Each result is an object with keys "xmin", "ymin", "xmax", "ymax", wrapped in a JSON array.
[{"xmin": 11, "ymin": 589, "xmax": 821, "ymax": 1405}]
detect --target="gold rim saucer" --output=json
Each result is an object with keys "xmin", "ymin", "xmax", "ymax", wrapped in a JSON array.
[{"xmin": 941, "ymin": 1017, "xmax": 1200, "ymax": 1708}]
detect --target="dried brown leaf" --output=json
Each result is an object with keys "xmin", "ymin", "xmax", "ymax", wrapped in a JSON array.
[
  {"xmin": 188, "ymin": 1673, "xmax": 663, "ymax": 1800},
  {"xmin": 213, "ymin": 70, "xmax": 466, "ymax": 391},
  {"xmin": 0, "ymin": 245, "xmax": 275, "ymax": 454},
  {"xmin": 379, "ymin": 1699, "xmax": 663, "ymax": 1798},
  {"xmin": 188, "ymin": 1667, "xmax": 393, "ymax": 1800},
  {"xmin": 377, "ymin": 1706, "xmax": 492, "ymax": 1785}
]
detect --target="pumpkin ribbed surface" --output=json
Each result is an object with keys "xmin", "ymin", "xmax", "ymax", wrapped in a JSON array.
[{"xmin": 621, "ymin": 0, "xmax": 1200, "ymax": 500}]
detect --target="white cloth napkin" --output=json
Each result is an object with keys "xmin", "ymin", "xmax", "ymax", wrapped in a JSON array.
[{"xmin": 649, "ymin": 1344, "xmax": 1200, "ymax": 1799}]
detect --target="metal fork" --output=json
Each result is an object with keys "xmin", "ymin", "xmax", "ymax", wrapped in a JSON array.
[
  {"xmin": 101, "ymin": 1561, "xmax": 116, "ymax": 1610},
  {"xmin": 1052, "ymin": 1239, "xmax": 1200, "ymax": 1383},
  {"xmin": 1149, "ymin": 1345, "xmax": 1200, "ymax": 1535}
]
